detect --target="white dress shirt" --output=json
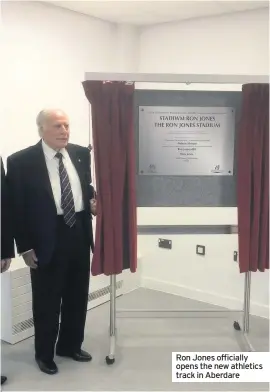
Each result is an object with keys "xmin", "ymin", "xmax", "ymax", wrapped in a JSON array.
[{"xmin": 42, "ymin": 140, "xmax": 84, "ymax": 214}]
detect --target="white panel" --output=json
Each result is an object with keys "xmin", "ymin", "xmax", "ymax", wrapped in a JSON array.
[
  {"xmin": 12, "ymin": 302, "xmax": 33, "ymax": 317},
  {"xmin": 12, "ymin": 310, "xmax": 33, "ymax": 326},
  {"xmin": 135, "ymin": 83, "xmax": 243, "ymax": 91},
  {"xmin": 11, "ymin": 283, "xmax": 32, "ymax": 298},
  {"xmin": 10, "ymin": 328, "xmax": 35, "ymax": 344},
  {"xmin": 11, "ymin": 266, "xmax": 30, "ymax": 279},
  {"xmin": 1, "ymin": 271, "xmax": 12, "ymax": 342},
  {"xmin": 137, "ymin": 207, "xmax": 237, "ymax": 226},
  {"xmin": 12, "ymin": 292, "xmax": 32, "ymax": 307},
  {"xmin": 85, "ymin": 72, "xmax": 268, "ymax": 84},
  {"xmin": 11, "ymin": 274, "xmax": 31, "ymax": 289}
]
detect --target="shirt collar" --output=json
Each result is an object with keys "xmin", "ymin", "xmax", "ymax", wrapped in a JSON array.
[{"xmin": 42, "ymin": 140, "xmax": 67, "ymax": 160}]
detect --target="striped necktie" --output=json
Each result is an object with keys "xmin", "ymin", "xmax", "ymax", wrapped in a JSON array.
[{"xmin": 55, "ymin": 152, "xmax": 76, "ymax": 227}]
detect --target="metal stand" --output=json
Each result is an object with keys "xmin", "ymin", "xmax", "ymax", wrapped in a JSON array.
[
  {"xmin": 105, "ymin": 275, "xmax": 117, "ymax": 365},
  {"xmin": 105, "ymin": 271, "xmax": 254, "ymax": 364},
  {"xmin": 233, "ymin": 271, "xmax": 254, "ymax": 351}
]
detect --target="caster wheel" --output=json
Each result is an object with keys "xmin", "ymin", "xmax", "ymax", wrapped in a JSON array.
[
  {"xmin": 233, "ymin": 321, "xmax": 241, "ymax": 331},
  {"xmin": 105, "ymin": 356, "xmax": 115, "ymax": 365}
]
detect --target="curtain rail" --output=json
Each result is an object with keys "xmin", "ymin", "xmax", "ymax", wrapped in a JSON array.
[{"xmin": 85, "ymin": 72, "xmax": 268, "ymax": 85}]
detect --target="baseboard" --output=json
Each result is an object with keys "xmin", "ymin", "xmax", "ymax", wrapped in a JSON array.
[{"xmin": 141, "ymin": 277, "xmax": 269, "ymax": 319}]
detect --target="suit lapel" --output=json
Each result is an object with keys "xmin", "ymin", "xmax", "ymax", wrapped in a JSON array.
[{"xmin": 32, "ymin": 141, "xmax": 56, "ymax": 206}]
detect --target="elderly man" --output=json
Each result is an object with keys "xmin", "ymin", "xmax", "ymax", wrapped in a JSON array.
[
  {"xmin": 1, "ymin": 157, "xmax": 15, "ymax": 385},
  {"xmin": 6, "ymin": 109, "xmax": 96, "ymax": 375}
]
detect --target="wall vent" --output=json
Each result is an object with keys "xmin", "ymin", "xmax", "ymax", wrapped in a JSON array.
[
  {"xmin": 12, "ymin": 280, "xmax": 124, "ymax": 335},
  {"xmin": 13, "ymin": 317, "xmax": 34, "ymax": 335},
  {"xmin": 88, "ymin": 280, "xmax": 123, "ymax": 302}
]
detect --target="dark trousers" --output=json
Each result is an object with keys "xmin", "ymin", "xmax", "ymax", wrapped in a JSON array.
[{"xmin": 30, "ymin": 212, "xmax": 90, "ymax": 362}]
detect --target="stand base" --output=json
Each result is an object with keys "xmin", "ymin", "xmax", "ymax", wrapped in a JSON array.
[
  {"xmin": 233, "ymin": 321, "xmax": 241, "ymax": 331},
  {"xmin": 233, "ymin": 321, "xmax": 254, "ymax": 351},
  {"xmin": 106, "ymin": 272, "xmax": 253, "ymax": 364},
  {"xmin": 105, "ymin": 356, "xmax": 115, "ymax": 365}
]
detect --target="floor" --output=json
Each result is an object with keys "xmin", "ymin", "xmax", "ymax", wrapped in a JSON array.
[{"xmin": 1, "ymin": 288, "xmax": 269, "ymax": 391}]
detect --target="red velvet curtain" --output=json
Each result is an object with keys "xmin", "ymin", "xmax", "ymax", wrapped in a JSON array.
[
  {"xmin": 82, "ymin": 81, "xmax": 137, "ymax": 276},
  {"xmin": 237, "ymin": 83, "xmax": 269, "ymax": 273}
]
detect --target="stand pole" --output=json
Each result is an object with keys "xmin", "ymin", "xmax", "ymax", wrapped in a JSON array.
[
  {"xmin": 242, "ymin": 271, "xmax": 254, "ymax": 351},
  {"xmin": 105, "ymin": 275, "xmax": 116, "ymax": 365},
  {"xmin": 232, "ymin": 271, "xmax": 254, "ymax": 351},
  {"xmin": 243, "ymin": 271, "xmax": 251, "ymax": 333}
]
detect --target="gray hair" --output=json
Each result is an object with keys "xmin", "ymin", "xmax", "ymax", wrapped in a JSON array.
[
  {"xmin": 36, "ymin": 109, "xmax": 51, "ymax": 136},
  {"xmin": 36, "ymin": 109, "xmax": 66, "ymax": 136}
]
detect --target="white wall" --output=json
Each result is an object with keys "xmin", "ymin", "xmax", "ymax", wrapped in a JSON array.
[
  {"xmin": 139, "ymin": 8, "xmax": 269, "ymax": 75},
  {"xmin": 1, "ymin": 2, "xmax": 268, "ymax": 320},
  {"xmin": 137, "ymin": 208, "xmax": 269, "ymax": 318},
  {"xmin": 1, "ymin": 1, "xmax": 117, "ymax": 160},
  {"xmin": 0, "ymin": 1, "xmax": 140, "ymax": 309},
  {"xmin": 115, "ymin": 24, "xmax": 139, "ymax": 72},
  {"xmin": 137, "ymin": 8, "xmax": 269, "ymax": 318}
]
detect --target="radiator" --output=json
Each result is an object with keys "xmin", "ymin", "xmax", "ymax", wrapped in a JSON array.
[{"xmin": 1, "ymin": 264, "xmax": 124, "ymax": 345}]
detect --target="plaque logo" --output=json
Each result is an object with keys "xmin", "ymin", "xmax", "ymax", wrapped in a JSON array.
[
  {"xmin": 148, "ymin": 164, "xmax": 156, "ymax": 173},
  {"xmin": 211, "ymin": 165, "xmax": 224, "ymax": 174}
]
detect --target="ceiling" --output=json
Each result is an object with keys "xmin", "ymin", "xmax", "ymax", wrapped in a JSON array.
[{"xmin": 44, "ymin": 0, "xmax": 269, "ymax": 26}]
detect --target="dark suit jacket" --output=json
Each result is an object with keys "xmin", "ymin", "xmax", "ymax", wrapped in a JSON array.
[
  {"xmin": 1, "ymin": 157, "xmax": 15, "ymax": 260},
  {"xmin": 6, "ymin": 141, "xmax": 94, "ymax": 266}
]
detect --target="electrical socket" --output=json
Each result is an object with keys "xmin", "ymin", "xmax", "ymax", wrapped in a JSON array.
[
  {"xmin": 196, "ymin": 245, "xmax": 205, "ymax": 256},
  {"xmin": 158, "ymin": 238, "xmax": 172, "ymax": 250}
]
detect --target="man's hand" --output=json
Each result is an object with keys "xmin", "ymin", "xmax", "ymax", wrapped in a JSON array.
[
  {"xmin": 1, "ymin": 259, "xmax": 11, "ymax": 273},
  {"xmin": 22, "ymin": 250, "xmax": 38, "ymax": 269},
  {"xmin": 90, "ymin": 199, "xmax": 97, "ymax": 216}
]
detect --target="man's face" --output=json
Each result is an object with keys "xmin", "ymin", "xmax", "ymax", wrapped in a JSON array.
[{"xmin": 41, "ymin": 111, "xmax": 70, "ymax": 150}]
